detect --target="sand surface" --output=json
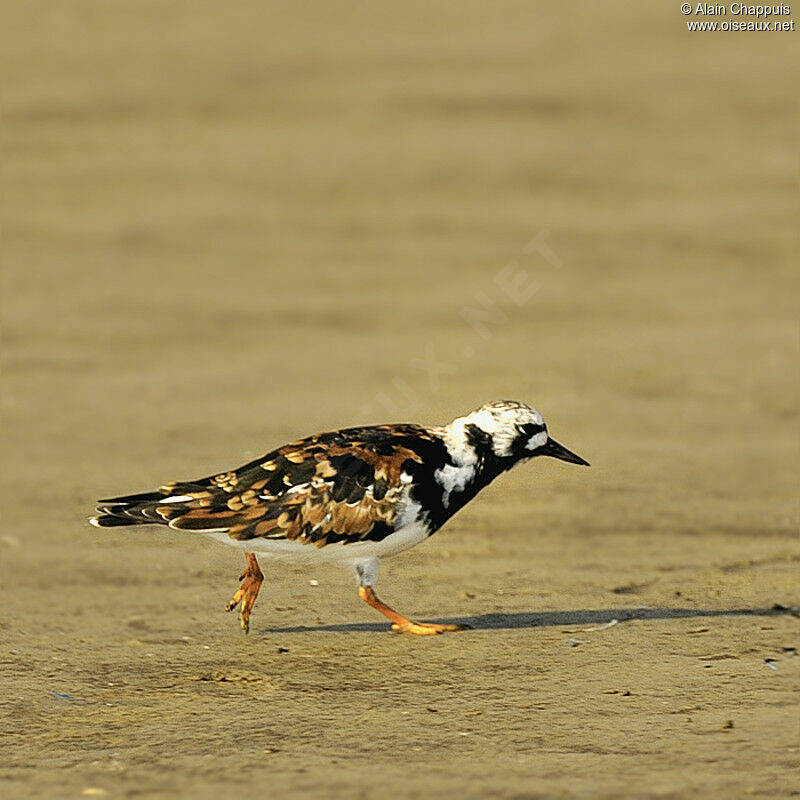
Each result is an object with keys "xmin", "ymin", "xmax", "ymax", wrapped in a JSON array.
[{"xmin": 1, "ymin": 3, "xmax": 798, "ymax": 798}]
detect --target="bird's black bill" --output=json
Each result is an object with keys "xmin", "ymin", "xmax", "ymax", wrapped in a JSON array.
[{"xmin": 539, "ymin": 438, "xmax": 590, "ymax": 466}]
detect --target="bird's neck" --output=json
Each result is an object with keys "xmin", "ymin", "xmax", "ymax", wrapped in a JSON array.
[
  {"xmin": 420, "ymin": 422, "xmax": 516, "ymax": 527},
  {"xmin": 435, "ymin": 420, "xmax": 514, "ymax": 476}
]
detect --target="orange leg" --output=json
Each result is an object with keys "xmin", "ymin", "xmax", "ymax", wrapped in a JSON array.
[
  {"xmin": 226, "ymin": 551, "xmax": 264, "ymax": 633},
  {"xmin": 358, "ymin": 585, "xmax": 466, "ymax": 635}
]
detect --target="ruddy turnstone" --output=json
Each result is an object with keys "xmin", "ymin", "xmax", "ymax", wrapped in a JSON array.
[{"xmin": 91, "ymin": 400, "xmax": 588, "ymax": 635}]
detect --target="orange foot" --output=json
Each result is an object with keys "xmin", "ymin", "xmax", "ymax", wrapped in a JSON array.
[
  {"xmin": 358, "ymin": 585, "xmax": 469, "ymax": 636},
  {"xmin": 226, "ymin": 551, "xmax": 264, "ymax": 633},
  {"xmin": 390, "ymin": 620, "xmax": 466, "ymax": 635}
]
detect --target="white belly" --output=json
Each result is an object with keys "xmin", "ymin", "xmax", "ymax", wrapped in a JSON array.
[{"xmin": 205, "ymin": 519, "xmax": 431, "ymax": 569}]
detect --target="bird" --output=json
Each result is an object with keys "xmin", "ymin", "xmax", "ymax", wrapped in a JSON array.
[{"xmin": 90, "ymin": 400, "xmax": 589, "ymax": 635}]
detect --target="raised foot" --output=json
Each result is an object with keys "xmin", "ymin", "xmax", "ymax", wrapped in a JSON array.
[
  {"xmin": 225, "ymin": 552, "xmax": 263, "ymax": 633},
  {"xmin": 391, "ymin": 621, "xmax": 470, "ymax": 635}
]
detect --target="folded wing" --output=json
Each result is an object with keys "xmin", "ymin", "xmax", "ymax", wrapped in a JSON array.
[{"xmin": 92, "ymin": 425, "xmax": 432, "ymax": 547}]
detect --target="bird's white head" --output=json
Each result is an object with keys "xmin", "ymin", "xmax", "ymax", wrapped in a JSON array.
[{"xmin": 444, "ymin": 400, "xmax": 589, "ymax": 466}]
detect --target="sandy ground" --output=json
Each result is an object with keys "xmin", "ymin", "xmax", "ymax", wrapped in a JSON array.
[{"xmin": 1, "ymin": 2, "xmax": 798, "ymax": 798}]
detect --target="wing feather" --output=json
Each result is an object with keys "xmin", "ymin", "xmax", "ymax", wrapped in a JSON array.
[{"xmin": 94, "ymin": 424, "xmax": 436, "ymax": 546}]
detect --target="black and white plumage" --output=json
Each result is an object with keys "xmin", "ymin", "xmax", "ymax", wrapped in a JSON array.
[{"xmin": 91, "ymin": 400, "xmax": 589, "ymax": 634}]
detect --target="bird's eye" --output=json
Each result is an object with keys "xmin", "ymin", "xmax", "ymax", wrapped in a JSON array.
[
  {"xmin": 519, "ymin": 423, "xmax": 547, "ymax": 451},
  {"xmin": 519, "ymin": 423, "xmax": 545, "ymax": 438}
]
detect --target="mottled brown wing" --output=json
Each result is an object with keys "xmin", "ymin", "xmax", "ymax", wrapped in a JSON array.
[{"xmin": 159, "ymin": 425, "xmax": 432, "ymax": 547}]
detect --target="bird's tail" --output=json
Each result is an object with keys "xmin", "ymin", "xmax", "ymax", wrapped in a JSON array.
[{"xmin": 90, "ymin": 490, "xmax": 184, "ymax": 528}]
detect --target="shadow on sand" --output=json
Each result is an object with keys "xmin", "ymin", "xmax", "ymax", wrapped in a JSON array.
[{"xmin": 263, "ymin": 605, "xmax": 797, "ymax": 635}]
